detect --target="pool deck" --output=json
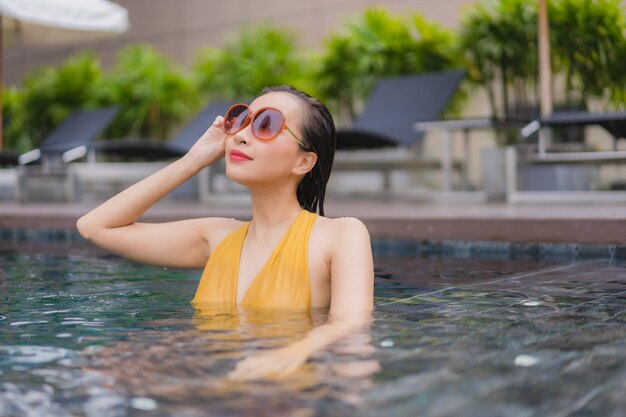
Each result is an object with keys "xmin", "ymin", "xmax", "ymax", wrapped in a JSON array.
[{"xmin": 0, "ymin": 197, "xmax": 624, "ymax": 244}]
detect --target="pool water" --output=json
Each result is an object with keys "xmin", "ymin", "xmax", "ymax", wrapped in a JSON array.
[{"xmin": 1, "ymin": 234, "xmax": 625, "ymax": 417}]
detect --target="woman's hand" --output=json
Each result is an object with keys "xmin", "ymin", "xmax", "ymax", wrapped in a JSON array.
[
  {"xmin": 227, "ymin": 347, "xmax": 308, "ymax": 381},
  {"xmin": 187, "ymin": 115, "xmax": 228, "ymax": 169}
]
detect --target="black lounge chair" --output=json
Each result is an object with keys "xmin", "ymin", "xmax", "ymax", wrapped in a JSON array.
[
  {"xmin": 522, "ymin": 110, "xmax": 626, "ymax": 151},
  {"xmin": 18, "ymin": 107, "xmax": 120, "ymax": 165},
  {"xmin": 90, "ymin": 100, "xmax": 237, "ymax": 161},
  {"xmin": 0, "ymin": 150, "xmax": 19, "ymax": 167},
  {"xmin": 331, "ymin": 71, "xmax": 467, "ymax": 193},
  {"xmin": 13, "ymin": 107, "xmax": 119, "ymax": 202},
  {"xmin": 337, "ymin": 70, "xmax": 466, "ymax": 149}
]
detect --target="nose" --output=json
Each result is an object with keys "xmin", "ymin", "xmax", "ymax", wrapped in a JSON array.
[
  {"xmin": 233, "ymin": 133, "xmax": 248, "ymax": 146},
  {"xmin": 233, "ymin": 124, "xmax": 253, "ymax": 145}
]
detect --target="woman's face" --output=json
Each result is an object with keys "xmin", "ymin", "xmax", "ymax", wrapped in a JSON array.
[{"xmin": 224, "ymin": 92, "xmax": 312, "ymax": 187}]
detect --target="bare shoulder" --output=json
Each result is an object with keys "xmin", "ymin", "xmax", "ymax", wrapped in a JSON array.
[
  {"xmin": 314, "ymin": 216, "xmax": 371, "ymax": 245},
  {"xmin": 315, "ymin": 215, "xmax": 369, "ymax": 232}
]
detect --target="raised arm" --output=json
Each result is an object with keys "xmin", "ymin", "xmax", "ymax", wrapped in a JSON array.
[
  {"xmin": 228, "ymin": 218, "xmax": 375, "ymax": 380},
  {"xmin": 76, "ymin": 116, "xmax": 238, "ymax": 269}
]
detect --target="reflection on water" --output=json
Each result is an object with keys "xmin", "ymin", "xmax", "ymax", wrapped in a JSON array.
[{"xmin": 0, "ymin": 244, "xmax": 625, "ymax": 416}]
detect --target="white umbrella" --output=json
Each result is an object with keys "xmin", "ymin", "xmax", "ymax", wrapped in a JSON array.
[{"xmin": 0, "ymin": 0, "xmax": 129, "ymax": 150}]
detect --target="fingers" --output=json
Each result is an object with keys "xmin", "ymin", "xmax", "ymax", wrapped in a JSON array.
[
  {"xmin": 227, "ymin": 355, "xmax": 303, "ymax": 381},
  {"xmin": 213, "ymin": 115, "xmax": 224, "ymax": 128},
  {"xmin": 228, "ymin": 357, "xmax": 273, "ymax": 380}
]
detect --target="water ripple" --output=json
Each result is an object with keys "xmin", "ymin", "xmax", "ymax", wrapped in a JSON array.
[{"xmin": 0, "ymin": 346, "xmax": 74, "ymax": 364}]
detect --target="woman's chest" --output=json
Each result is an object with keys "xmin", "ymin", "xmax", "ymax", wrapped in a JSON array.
[{"xmin": 236, "ymin": 234, "xmax": 331, "ymax": 307}]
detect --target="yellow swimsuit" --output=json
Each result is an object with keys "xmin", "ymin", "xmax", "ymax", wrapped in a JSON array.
[{"xmin": 192, "ymin": 210, "xmax": 317, "ymax": 309}]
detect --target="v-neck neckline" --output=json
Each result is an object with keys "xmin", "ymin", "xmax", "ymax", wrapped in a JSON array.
[{"xmin": 234, "ymin": 210, "xmax": 305, "ymax": 304}]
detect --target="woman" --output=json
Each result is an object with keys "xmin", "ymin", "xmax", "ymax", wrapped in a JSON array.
[{"xmin": 77, "ymin": 86, "xmax": 374, "ymax": 379}]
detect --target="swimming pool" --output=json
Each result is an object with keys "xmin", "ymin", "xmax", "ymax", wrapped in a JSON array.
[{"xmin": 1, "ymin": 230, "xmax": 625, "ymax": 417}]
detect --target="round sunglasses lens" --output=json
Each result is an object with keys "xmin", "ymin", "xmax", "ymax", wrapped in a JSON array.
[
  {"xmin": 224, "ymin": 105, "xmax": 249, "ymax": 133},
  {"xmin": 252, "ymin": 109, "xmax": 283, "ymax": 140}
]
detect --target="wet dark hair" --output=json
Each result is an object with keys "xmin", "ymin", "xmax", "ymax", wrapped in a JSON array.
[{"xmin": 261, "ymin": 85, "xmax": 336, "ymax": 216}]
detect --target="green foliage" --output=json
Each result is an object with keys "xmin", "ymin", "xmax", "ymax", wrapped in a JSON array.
[
  {"xmin": 313, "ymin": 35, "xmax": 361, "ymax": 122},
  {"xmin": 410, "ymin": 14, "xmax": 458, "ymax": 73},
  {"xmin": 458, "ymin": 0, "xmax": 538, "ymax": 122},
  {"xmin": 193, "ymin": 25, "xmax": 308, "ymax": 101},
  {"xmin": 96, "ymin": 44, "xmax": 200, "ymax": 140},
  {"xmin": 3, "ymin": 87, "xmax": 30, "ymax": 153},
  {"xmin": 459, "ymin": 0, "xmax": 626, "ymax": 123},
  {"xmin": 607, "ymin": 40, "xmax": 626, "ymax": 106},
  {"xmin": 7, "ymin": 2, "xmax": 626, "ymax": 151},
  {"xmin": 19, "ymin": 53, "xmax": 103, "ymax": 148},
  {"xmin": 550, "ymin": 0, "xmax": 626, "ymax": 108},
  {"xmin": 316, "ymin": 8, "xmax": 459, "ymax": 121}
]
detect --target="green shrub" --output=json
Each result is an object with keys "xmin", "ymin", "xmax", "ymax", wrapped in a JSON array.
[
  {"xmin": 193, "ymin": 25, "xmax": 309, "ymax": 101},
  {"xmin": 316, "ymin": 8, "xmax": 459, "ymax": 121},
  {"xmin": 550, "ymin": 0, "xmax": 626, "ymax": 108},
  {"xmin": 458, "ymin": 0, "xmax": 538, "ymax": 121},
  {"xmin": 459, "ymin": 0, "xmax": 626, "ymax": 121},
  {"xmin": 96, "ymin": 44, "xmax": 200, "ymax": 140},
  {"xmin": 2, "ymin": 86, "xmax": 30, "ymax": 153},
  {"xmin": 19, "ymin": 53, "xmax": 102, "ymax": 148}
]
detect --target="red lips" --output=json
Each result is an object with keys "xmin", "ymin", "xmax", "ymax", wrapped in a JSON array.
[{"xmin": 229, "ymin": 149, "xmax": 253, "ymax": 162}]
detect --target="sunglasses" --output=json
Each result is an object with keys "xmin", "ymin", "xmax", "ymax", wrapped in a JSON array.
[{"xmin": 223, "ymin": 103, "xmax": 310, "ymax": 151}]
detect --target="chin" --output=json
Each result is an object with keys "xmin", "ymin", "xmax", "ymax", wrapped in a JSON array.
[
  {"xmin": 225, "ymin": 163, "xmax": 260, "ymax": 187},
  {"xmin": 225, "ymin": 163, "xmax": 287, "ymax": 189}
]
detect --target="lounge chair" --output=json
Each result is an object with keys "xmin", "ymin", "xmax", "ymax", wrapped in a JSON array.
[
  {"xmin": 332, "ymin": 70, "xmax": 465, "ymax": 194},
  {"xmin": 505, "ymin": 110, "xmax": 626, "ymax": 200},
  {"xmin": 76, "ymin": 100, "xmax": 237, "ymax": 201},
  {"xmin": 18, "ymin": 107, "xmax": 120, "ymax": 165},
  {"xmin": 336, "ymin": 70, "xmax": 466, "ymax": 150},
  {"xmin": 89, "ymin": 100, "xmax": 237, "ymax": 161},
  {"xmin": 0, "ymin": 150, "xmax": 19, "ymax": 167},
  {"xmin": 521, "ymin": 110, "xmax": 626, "ymax": 154},
  {"xmin": 14, "ymin": 107, "xmax": 119, "ymax": 202}
]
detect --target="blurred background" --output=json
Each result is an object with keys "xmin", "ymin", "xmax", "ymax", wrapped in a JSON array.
[
  {"xmin": 3, "ymin": 0, "xmax": 477, "ymax": 150},
  {"xmin": 4, "ymin": 1, "xmax": 472, "ymax": 87},
  {"xmin": 3, "ymin": 0, "xmax": 626, "ymax": 199}
]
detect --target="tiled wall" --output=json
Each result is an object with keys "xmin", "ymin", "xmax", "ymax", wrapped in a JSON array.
[{"xmin": 0, "ymin": 227, "xmax": 623, "ymax": 262}]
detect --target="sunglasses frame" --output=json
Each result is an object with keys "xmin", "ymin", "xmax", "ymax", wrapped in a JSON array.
[{"xmin": 223, "ymin": 103, "xmax": 311, "ymax": 151}]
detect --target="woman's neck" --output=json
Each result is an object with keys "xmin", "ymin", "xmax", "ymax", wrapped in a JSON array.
[{"xmin": 247, "ymin": 186, "xmax": 303, "ymax": 238}]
